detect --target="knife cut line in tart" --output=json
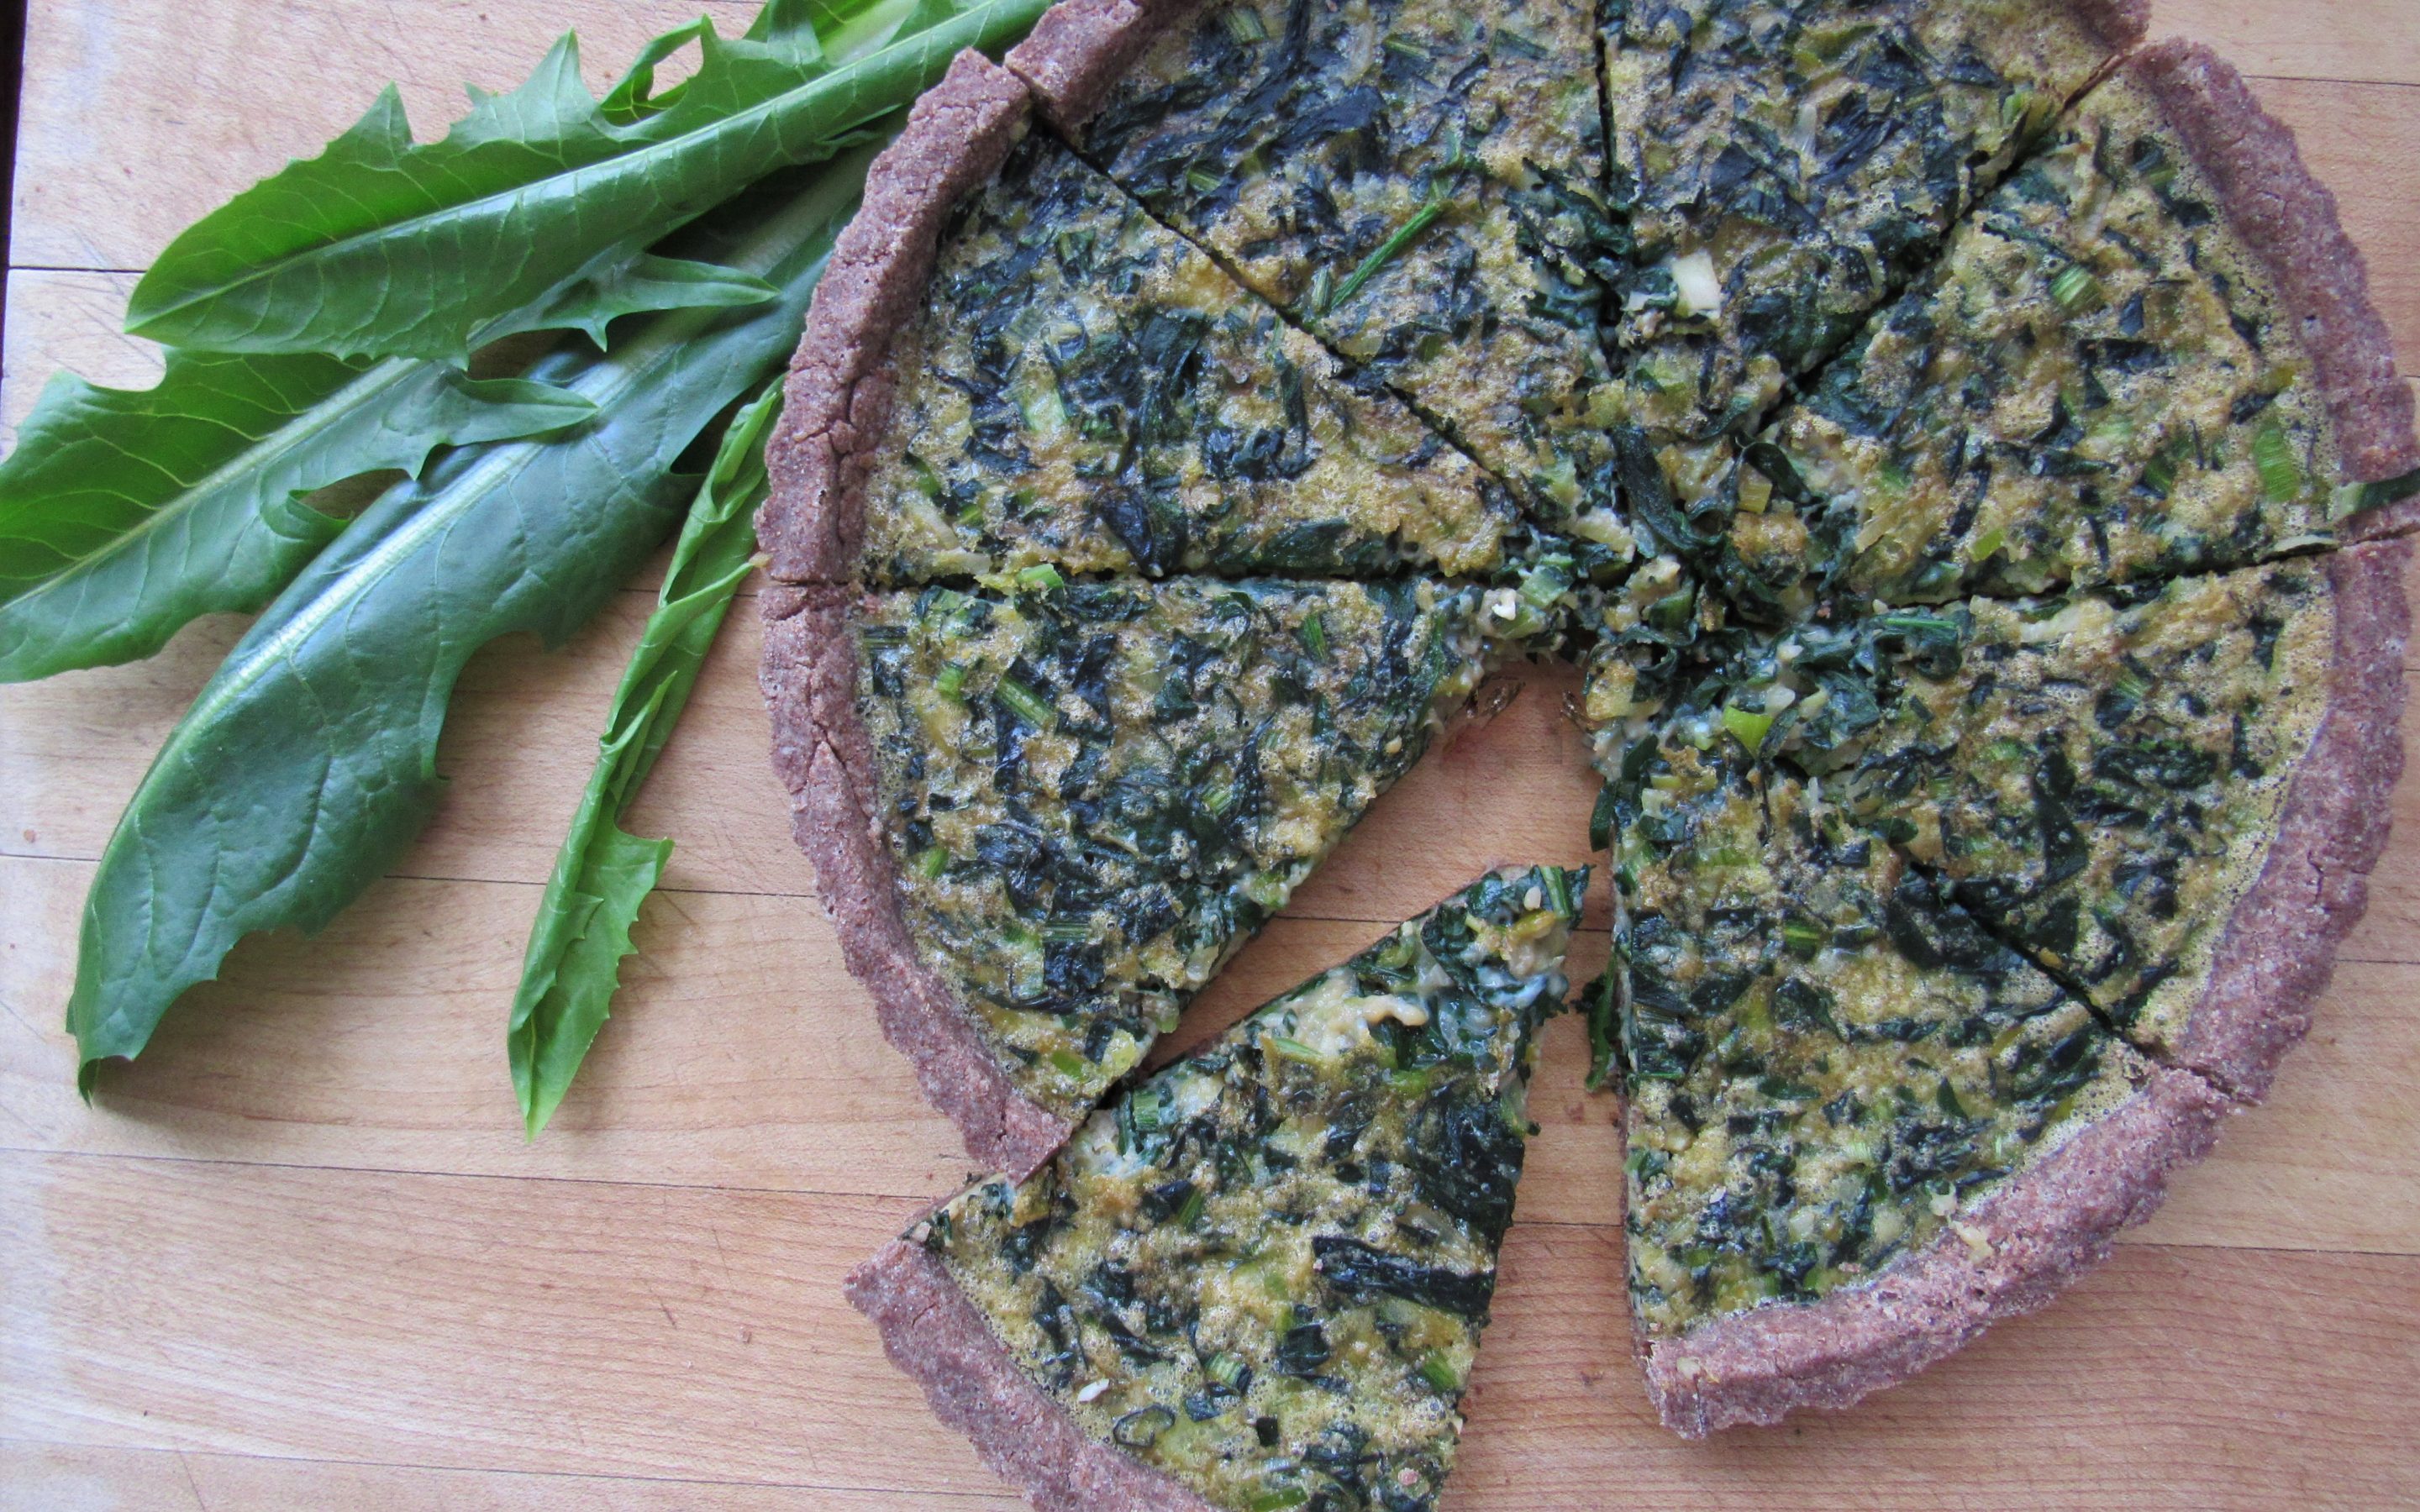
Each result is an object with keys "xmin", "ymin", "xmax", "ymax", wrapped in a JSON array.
[
  {"xmin": 1602, "ymin": 738, "xmax": 2228, "ymax": 1435},
  {"xmin": 1065, "ymin": 0, "xmax": 1630, "ymax": 535},
  {"xmin": 1707, "ymin": 43, "xmax": 2420, "ymax": 621},
  {"xmin": 1599, "ymin": 0, "xmax": 2149, "ymax": 502},
  {"xmin": 842, "ymin": 129, "xmax": 1524, "ymax": 585}
]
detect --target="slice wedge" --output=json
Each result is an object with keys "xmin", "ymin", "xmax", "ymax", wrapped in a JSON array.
[
  {"xmin": 1602, "ymin": 727, "xmax": 2221, "ymax": 1435},
  {"xmin": 849, "ymin": 864, "xmax": 1583, "ymax": 1510}
]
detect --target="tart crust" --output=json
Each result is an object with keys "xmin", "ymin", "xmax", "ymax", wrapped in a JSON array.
[
  {"xmin": 847, "ymin": 1239, "xmax": 1219, "ymax": 1512},
  {"xmin": 2128, "ymin": 40, "xmax": 2420, "ymax": 540},
  {"xmin": 2116, "ymin": 38, "xmax": 2416, "ymax": 1095},
  {"xmin": 756, "ymin": 50, "xmax": 1080, "ymax": 1175},
  {"xmin": 2049, "ymin": 0, "xmax": 2150, "ymax": 55},
  {"xmin": 762, "ymin": 583, "xmax": 1077, "ymax": 1176},
  {"xmin": 757, "ymin": 50, "xmax": 1034, "ymax": 585},
  {"xmin": 2167, "ymin": 540, "xmax": 2412, "ymax": 1099},
  {"xmin": 1643, "ymin": 1066, "xmax": 2229, "ymax": 1437}
]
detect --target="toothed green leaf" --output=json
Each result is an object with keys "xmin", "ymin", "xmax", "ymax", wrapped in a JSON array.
[
  {"xmin": 509, "ymin": 382, "xmax": 781, "ymax": 1137},
  {"xmin": 0, "ymin": 352, "xmax": 595, "ymax": 683},
  {"xmin": 515, "ymin": 254, "xmax": 781, "ymax": 348},
  {"xmin": 124, "ymin": 0, "xmax": 1048, "ymax": 358},
  {"xmin": 69, "ymin": 162, "xmax": 873, "ymax": 1093}
]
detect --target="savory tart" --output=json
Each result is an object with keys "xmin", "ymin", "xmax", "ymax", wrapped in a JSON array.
[
  {"xmin": 849, "ymin": 865, "xmax": 1583, "ymax": 1511},
  {"xmin": 1603, "ymin": 737, "xmax": 2223, "ymax": 1433},
  {"xmin": 1071, "ymin": 0, "xmax": 1629, "ymax": 531},
  {"xmin": 762, "ymin": 7, "xmax": 2417, "ymax": 1463},
  {"xmin": 769, "ymin": 570, "xmax": 1499, "ymax": 1168}
]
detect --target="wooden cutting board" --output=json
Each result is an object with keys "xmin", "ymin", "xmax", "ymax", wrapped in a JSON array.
[{"xmin": 3, "ymin": 2, "xmax": 2417, "ymax": 1505}]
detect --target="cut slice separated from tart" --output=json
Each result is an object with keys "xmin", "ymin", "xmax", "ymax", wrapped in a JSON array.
[
  {"xmin": 1721, "ymin": 45, "xmax": 2420, "ymax": 617},
  {"xmin": 765, "ymin": 573, "xmax": 1523, "ymax": 1173},
  {"xmin": 848, "ymin": 864, "xmax": 1584, "ymax": 1512},
  {"xmin": 1068, "ymin": 0, "xmax": 1632, "ymax": 535},
  {"xmin": 1597, "ymin": 728, "xmax": 2223, "ymax": 1436},
  {"xmin": 1600, "ymin": 0, "xmax": 2144, "ymax": 489}
]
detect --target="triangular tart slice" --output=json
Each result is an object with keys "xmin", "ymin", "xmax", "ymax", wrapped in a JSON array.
[
  {"xmin": 1598, "ymin": 726, "xmax": 2223, "ymax": 1435},
  {"xmin": 849, "ymin": 865, "xmax": 1584, "ymax": 1510}
]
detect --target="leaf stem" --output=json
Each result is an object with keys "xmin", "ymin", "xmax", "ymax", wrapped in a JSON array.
[{"xmin": 1331, "ymin": 197, "xmax": 1452, "ymax": 310}]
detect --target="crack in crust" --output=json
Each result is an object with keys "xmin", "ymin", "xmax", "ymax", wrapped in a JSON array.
[
  {"xmin": 2068, "ymin": 0, "xmax": 2151, "ymax": 52},
  {"xmin": 1644, "ymin": 1066, "xmax": 2228, "ymax": 1437},
  {"xmin": 1006, "ymin": 0, "xmax": 1192, "ymax": 135},
  {"xmin": 2127, "ymin": 41, "xmax": 2420, "ymax": 541},
  {"xmin": 847, "ymin": 1240, "xmax": 1220, "ymax": 1512},
  {"xmin": 762, "ymin": 585, "xmax": 1076, "ymax": 1176}
]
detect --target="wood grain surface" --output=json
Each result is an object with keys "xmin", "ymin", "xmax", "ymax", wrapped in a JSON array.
[{"xmin": 3, "ymin": 3, "xmax": 2417, "ymax": 1508}]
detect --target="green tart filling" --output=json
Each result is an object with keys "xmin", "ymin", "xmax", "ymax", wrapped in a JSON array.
[
  {"xmin": 860, "ymin": 137, "xmax": 1517, "ymax": 585},
  {"xmin": 858, "ymin": 575, "xmax": 1501, "ymax": 1119},
  {"xmin": 914, "ymin": 864, "xmax": 1582, "ymax": 1511},
  {"xmin": 1081, "ymin": 0, "xmax": 1630, "ymax": 531}
]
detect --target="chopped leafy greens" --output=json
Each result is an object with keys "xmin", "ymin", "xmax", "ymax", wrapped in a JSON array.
[{"xmin": 509, "ymin": 383, "xmax": 782, "ymax": 1137}]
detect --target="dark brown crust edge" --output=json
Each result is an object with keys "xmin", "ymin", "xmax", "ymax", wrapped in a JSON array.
[
  {"xmin": 757, "ymin": 50, "xmax": 1033, "ymax": 585},
  {"xmin": 2128, "ymin": 39, "xmax": 2420, "ymax": 540},
  {"xmin": 755, "ymin": 51, "xmax": 1078, "ymax": 1176},
  {"xmin": 2067, "ymin": 0, "xmax": 2150, "ymax": 56},
  {"xmin": 761, "ymin": 585, "xmax": 1078, "ymax": 1177},
  {"xmin": 847, "ymin": 1240, "xmax": 1222, "ymax": 1512},
  {"xmin": 2169, "ymin": 538, "xmax": 2413, "ymax": 1100},
  {"xmin": 1644, "ymin": 1066, "xmax": 2229, "ymax": 1437},
  {"xmin": 1005, "ymin": 0, "xmax": 1194, "ymax": 136}
]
